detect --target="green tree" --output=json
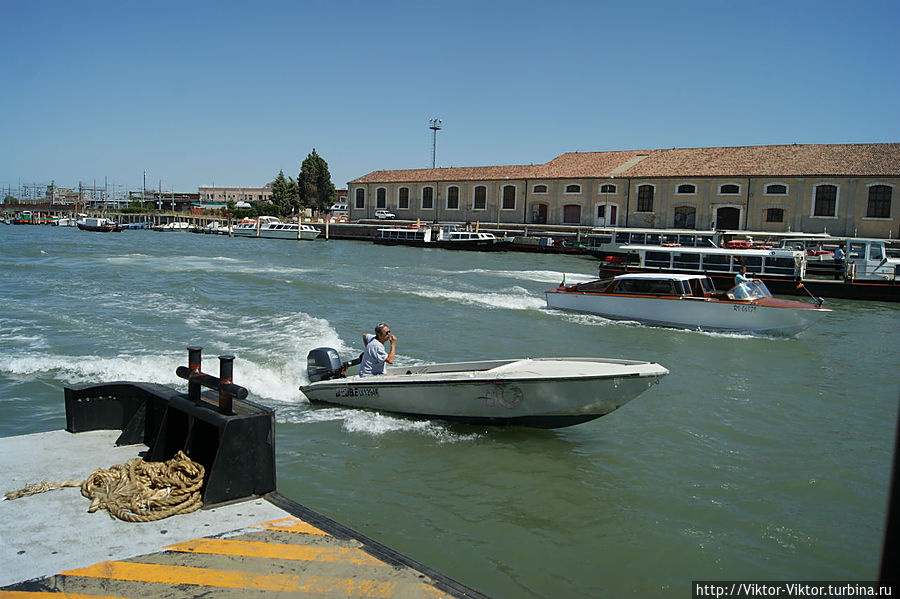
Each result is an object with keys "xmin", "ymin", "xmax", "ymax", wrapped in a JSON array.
[
  {"xmin": 298, "ymin": 149, "xmax": 336, "ymax": 212},
  {"xmin": 270, "ymin": 170, "xmax": 293, "ymax": 214}
]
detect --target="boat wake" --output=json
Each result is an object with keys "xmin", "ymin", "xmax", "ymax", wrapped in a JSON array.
[
  {"xmin": 408, "ymin": 286, "xmax": 545, "ymax": 311},
  {"xmin": 277, "ymin": 406, "xmax": 483, "ymax": 443}
]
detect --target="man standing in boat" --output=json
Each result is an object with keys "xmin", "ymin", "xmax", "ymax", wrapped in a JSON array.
[{"xmin": 359, "ymin": 323, "xmax": 397, "ymax": 377}]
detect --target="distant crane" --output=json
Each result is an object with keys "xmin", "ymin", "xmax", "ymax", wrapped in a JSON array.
[{"xmin": 429, "ymin": 118, "xmax": 442, "ymax": 169}]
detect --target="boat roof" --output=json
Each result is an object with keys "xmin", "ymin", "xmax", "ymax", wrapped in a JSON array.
[
  {"xmin": 612, "ymin": 272, "xmax": 710, "ymax": 281},
  {"xmin": 621, "ymin": 244, "xmax": 802, "ymax": 256}
]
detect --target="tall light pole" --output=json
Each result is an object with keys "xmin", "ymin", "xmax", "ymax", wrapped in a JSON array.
[{"xmin": 429, "ymin": 118, "xmax": 442, "ymax": 169}]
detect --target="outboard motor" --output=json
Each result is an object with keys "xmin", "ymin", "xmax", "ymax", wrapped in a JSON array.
[{"xmin": 307, "ymin": 347, "xmax": 343, "ymax": 382}]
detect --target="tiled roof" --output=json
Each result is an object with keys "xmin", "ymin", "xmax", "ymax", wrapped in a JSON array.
[{"xmin": 349, "ymin": 143, "xmax": 900, "ymax": 183}]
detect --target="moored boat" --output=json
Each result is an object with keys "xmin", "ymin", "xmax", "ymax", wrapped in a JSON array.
[
  {"xmin": 76, "ymin": 217, "xmax": 122, "ymax": 232},
  {"xmin": 258, "ymin": 221, "xmax": 321, "ymax": 240},
  {"xmin": 300, "ymin": 348, "xmax": 668, "ymax": 428},
  {"xmin": 374, "ymin": 224, "xmax": 504, "ymax": 250},
  {"xmin": 546, "ymin": 273, "xmax": 830, "ymax": 335}
]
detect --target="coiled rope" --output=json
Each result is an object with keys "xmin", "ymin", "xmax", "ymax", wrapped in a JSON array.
[{"xmin": 3, "ymin": 450, "xmax": 205, "ymax": 522}]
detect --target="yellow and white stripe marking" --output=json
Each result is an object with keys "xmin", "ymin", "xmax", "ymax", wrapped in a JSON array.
[{"xmin": 0, "ymin": 517, "xmax": 453, "ymax": 598}]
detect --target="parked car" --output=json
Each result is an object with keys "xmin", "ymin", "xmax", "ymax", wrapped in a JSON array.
[{"xmin": 375, "ymin": 210, "xmax": 396, "ymax": 220}]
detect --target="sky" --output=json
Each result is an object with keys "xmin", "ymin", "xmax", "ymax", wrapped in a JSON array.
[{"xmin": 1, "ymin": 0, "xmax": 898, "ymax": 196}]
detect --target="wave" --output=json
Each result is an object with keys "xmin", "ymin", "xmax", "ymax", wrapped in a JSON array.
[{"xmin": 406, "ymin": 285, "xmax": 545, "ymax": 311}]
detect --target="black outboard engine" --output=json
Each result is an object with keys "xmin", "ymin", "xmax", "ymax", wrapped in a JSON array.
[{"xmin": 307, "ymin": 347, "xmax": 343, "ymax": 382}]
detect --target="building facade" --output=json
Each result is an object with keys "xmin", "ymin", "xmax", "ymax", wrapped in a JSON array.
[
  {"xmin": 198, "ymin": 186, "xmax": 273, "ymax": 205},
  {"xmin": 348, "ymin": 143, "xmax": 899, "ymax": 237}
]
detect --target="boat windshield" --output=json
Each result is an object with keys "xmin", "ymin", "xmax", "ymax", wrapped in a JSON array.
[{"xmin": 726, "ymin": 280, "xmax": 773, "ymax": 301}]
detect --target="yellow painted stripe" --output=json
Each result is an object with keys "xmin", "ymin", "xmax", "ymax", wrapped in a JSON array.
[
  {"xmin": 60, "ymin": 561, "xmax": 397, "ymax": 597},
  {"xmin": 0, "ymin": 593, "xmax": 128, "ymax": 599},
  {"xmin": 255, "ymin": 516, "xmax": 329, "ymax": 536},
  {"xmin": 167, "ymin": 537, "xmax": 387, "ymax": 566}
]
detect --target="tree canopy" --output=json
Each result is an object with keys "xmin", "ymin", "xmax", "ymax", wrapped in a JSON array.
[
  {"xmin": 269, "ymin": 170, "xmax": 300, "ymax": 214},
  {"xmin": 298, "ymin": 149, "xmax": 336, "ymax": 212}
]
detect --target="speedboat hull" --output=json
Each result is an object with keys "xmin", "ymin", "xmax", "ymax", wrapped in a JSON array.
[{"xmin": 301, "ymin": 357, "xmax": 667, "ymax": 428}]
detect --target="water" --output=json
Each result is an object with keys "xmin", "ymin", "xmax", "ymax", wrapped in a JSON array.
[{"xmin": 1, "ymin": 226, "xmax": 897, "ymax": 598}]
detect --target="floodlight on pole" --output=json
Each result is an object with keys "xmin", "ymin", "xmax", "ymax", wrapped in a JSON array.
[{"xmin": 429, "ymin": 118, "xmax": 442, "ymax": 169}]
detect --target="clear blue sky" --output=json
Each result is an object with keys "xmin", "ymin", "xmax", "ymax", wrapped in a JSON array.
[{"xmin": 2, "ymin": 0, "xmax": 898, "ymax": 195}]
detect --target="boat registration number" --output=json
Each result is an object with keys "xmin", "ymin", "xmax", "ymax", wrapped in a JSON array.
[
  {"xmin": 733, "ymin": 305, "xmax": 756, "ymax": 312},
  {"xmin": 336, "ymin": 387, "xmax": 379, "ymax": 397}
]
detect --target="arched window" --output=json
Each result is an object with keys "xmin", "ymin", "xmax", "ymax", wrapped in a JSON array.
[
  {"xmin": 600, "ymin": 183, "xmax": 617, "ymax": 194},
  {"xmin": 562, "ymin": 204, "xmax": 582, "ymax": 224},
  {"xmin": 532, "ymin": 184, "xmax": 548, "ymax": 193},
  {"xmin": 766, "ymin": 184, "xmax": 787, "ymax": 195},
  {"xmin": 676, "ymin": 183, "xmax": 696, "ymax": 194},
  {"xmin": 502, "ymin": 185, "xmax": 516, "ymax": 210},
  {"xmin": 637, "ymin": 185, "xmax": 654, "ymax": 212},
  {"xmin": 813, "ymin": 184, "xmax": 837, "ymax": 217},
  {"xmin": 867, "ymin": 185, "xmax": 892, "ymax": 218},
  {"xmin": 398, "ymin": 187, "xmax": 409, "ymax": 209},
  {"xmin": 674, "ymin": 206, "xmax": 696, "ymax": 228},
  {"xmin": 447, "ymin": 186, "xmax": 460, "ymax": 210},
  {"xmin": 354, "ymin": 188, "xmax": 365, "ymax": 209},
  {"xmin": 422, "ymin": 186, "xmax": 434, "ymax": 209},
  {"xmin": 719, "ymin": 184, "xmax": 740, "ymax": 195},
  {"xmin": 473, "ymin": 186, "xmax": 487, "ymax": 210},
  {"xmin": 376, "ymin": 187, "xmax": 386, "ymax": 209},
  {"xmin": 565, "ymin": 184, "xmax": 581, "ymax": 194}
]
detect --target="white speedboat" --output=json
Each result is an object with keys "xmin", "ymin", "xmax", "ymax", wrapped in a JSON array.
[
  {"xmin": 258, "ymin": 221, "xmax": 321, "ymax": 240},
  {"xmin": 232, "ymin": 216, "xmax": 279, "ymax": 237},
  {"xmin": 546, "ymin": 273, "xmax": 830, "ymax": 335},
  {"xmin": 300, "ymin": 348, "xmax": 668, "ymax": 428}
]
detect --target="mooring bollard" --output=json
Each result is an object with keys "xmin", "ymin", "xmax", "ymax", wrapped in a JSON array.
[
  {"xmin": 188, "ymin": 346, "xmax": 203, "ymax": 403},
  {"xmin": 218, "ymin": 355, "xmax": 235, "ymax": 415}
]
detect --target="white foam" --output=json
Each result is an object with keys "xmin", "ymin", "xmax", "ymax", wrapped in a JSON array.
[{"xmin": 407, "ymin": 286, "xmax": 545, "ymax": 311}]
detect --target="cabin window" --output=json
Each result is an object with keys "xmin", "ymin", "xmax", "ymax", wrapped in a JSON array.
[
  {"xmin": 447, "ymin": 186, "xmax": 460, "ymax": 210},
  {"xmin": 398, "ymin": 187, "xmax": 410, "ymax": 209},
  {"xmin": 532, "ymin": 184, "xmax": 548, "ymax": 193},
  {"xmin": 766, "ymin": 184, "xmax": 788, "ymax": 195},
  {"xmin": 565, "ymin": 184, "xmax": 581, "ymax": 194},
  {"xmin": 376, "ymin": 187, "xmax": 386, "ymax": 209},
  {"xmin": 474, "ymin": 186, "xmax": 487, "ymax": 210},
  {"xmin": 502, "ymin": 185, "xmax": 516, "ymax": 210},
  {"xmin": 616, "ymin": 232, "xmax": 630, "ymax": 244},
  {"xmin": 719, "ymin": 184, "xmax": 740, "ymax": 195},
  {"xmin": 735, "ymin": 256, "xmax": 763, "ymax": 271},
  {"xmin": 677, "ymin": 234, "xmax": 696, "ymax": 246},
  {"xmin": 764, "ymin": 257, "xmax": 797, "ymax": 275},
  {"xmin": 355, "ymin": 188, "xmax": 365, "ymax": 208},
  {"xmin": 637, "ymin": 185, "xmax": 654, "ymax": 212},
  {"xmin": 645, "ymin": 251, "xmax": 671, "ymax": 268},
  {"xmin": 600, "ymin": 184, "xmax": 617, "ymax": 193},
  {"xmin": 867, "ymin": 185, "xmax": 892, "ymax": 218},
  {"xmin": 698, "ymin": 235, "xmax": 716, "ymax": 247},
  {"xmin": 630, "ymin": 233, "xmax": 646, "ymax": 244},
  {"xmin": 766, "ymin": 208, "xmax": 784, "ymax": 222},
  {"xmin": 673, "ymin": 253, "xmax": 700, "ymax": 270},
  {"xmin": 701, "ymin": 254, "xmax": 730, "ymax": 269},
  {"xmin": 813, "ymin": 184, "xmax": 837, "ymax": 217},
  {"xmin": 614, "ymin": 279, "xmax": 676, "ymax": 295},
  {"xmin": 849, "ymin": 243, "xmax": 866, "ymax": 259},
  {"xmin": 870, "ymin": 244, "xmax": 883, "ymax": 261},
  {"xmin": 662, "ymin": 234, "xmax": 680, "ymax": 244},
  {"xmin": 674, "ymin": 206, "xmax": 696, "ymax": 228},
  {"xmin": 676, "ymin": 183, "xmax": 696, "ymax": 194},
  {"xmin": 646, "ymin": 233, "xmax": 661, "ymax": 245}
]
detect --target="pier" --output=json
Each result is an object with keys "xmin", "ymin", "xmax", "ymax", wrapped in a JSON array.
[{"xmin": 0, "ymin": 349, "xmax": 488, "ymax": 598}]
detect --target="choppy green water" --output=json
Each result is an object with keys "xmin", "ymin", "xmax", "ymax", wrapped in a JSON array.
[{"xmin": 0, "ymin": 225, "xmax": 897, "ymax": 597}]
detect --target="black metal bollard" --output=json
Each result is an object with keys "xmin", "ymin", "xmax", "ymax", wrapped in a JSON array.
[
  {"xmin": 187, "ymin": 346, "xmax": 203, "ymax": 403},
  {"xmin": 218, "ymin": 355, "xmax": 235, "ymax": 415}
]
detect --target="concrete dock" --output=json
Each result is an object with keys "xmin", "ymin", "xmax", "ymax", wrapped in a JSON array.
[{"xmin": 0, "ymin": 430, "xmax": 487, "ymax": 598}]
